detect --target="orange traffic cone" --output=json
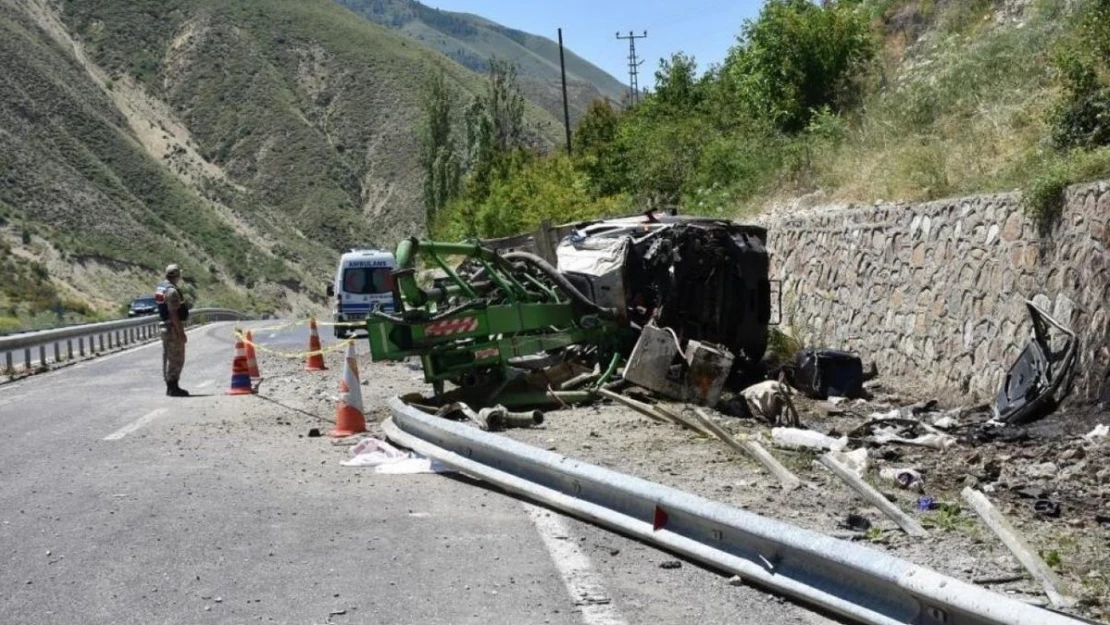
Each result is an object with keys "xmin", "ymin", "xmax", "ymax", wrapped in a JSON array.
[
  {"xmin": 330, "ymin": 341, "xmax": 366, "ymax": 437},
  {"xmin": 226, "ymin": 336, "xmax": 255, "ymax": 395},
  {"xmin": 304, "ymin": 316, "xmax": 327, "ymax": 371},
  {"xmin": 245, "ymin": 329, "xmax": 261, "ymax": 379}
]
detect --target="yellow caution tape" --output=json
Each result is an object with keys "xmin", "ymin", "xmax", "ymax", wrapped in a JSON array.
[
  {"xmin": 237, "ymin": 318, "xmax": 306, "ymax": 333},
  {"xmin": 232, "ymin": 329, "xmax": 356, "ymax": 359},
  {"xmin": 235, "ymin": 317, "xmax": 369, "ymax": 332}
]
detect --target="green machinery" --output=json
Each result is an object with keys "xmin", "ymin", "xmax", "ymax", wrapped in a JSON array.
[{"xmin": 364, "ymin": 238, "xmax": 631, "ymax": 406}]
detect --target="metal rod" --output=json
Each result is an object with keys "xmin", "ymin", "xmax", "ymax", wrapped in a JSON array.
[
  {"xmin": 39, "ymin": 345, "xmax": 46, "ymax": 366},
  {"xmin": 53, "ymin": 342, "xmax": 60, "ymax": 362},
  {"xmin": 67, "ymin": 339, "xmax": 73, "ymax": 360}
]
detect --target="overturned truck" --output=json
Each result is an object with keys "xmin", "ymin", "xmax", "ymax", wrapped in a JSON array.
[
  {"xmin": 364, "ymin": 212, "xmax": 775, "ymax": 408},
  {"xmin": 553, "ymin": 214, "xmax": 774, "ymax": 372}
]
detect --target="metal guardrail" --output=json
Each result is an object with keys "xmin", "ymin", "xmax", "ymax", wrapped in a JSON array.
[
  {"xmin": 383, "ymin": 396, "xmax": 1087, "ymax": 625},
  {"xmin": 0, "ymin": 308, "xmax": 250, "ymax": 374}
]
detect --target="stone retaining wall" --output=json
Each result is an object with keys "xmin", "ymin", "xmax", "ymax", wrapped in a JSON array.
[{"xmin": 761, "ymin": 181, "xmax": 1109, "ymax": 404}]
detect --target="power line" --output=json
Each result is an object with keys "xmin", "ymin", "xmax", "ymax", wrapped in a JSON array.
[{"xmin": 615, "ymin": 30, "xmax": 647, "ymax": 105}]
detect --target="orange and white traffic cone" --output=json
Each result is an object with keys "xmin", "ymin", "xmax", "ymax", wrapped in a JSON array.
[
  {"xmin": 304, "ymin": 316, "xmax": 327, "ymax": 371},
  {"xmin": 245, "ymin": 329, "xmax": 261, "ymax": 379},
  {"xmin": 226, "ymin": 335, "xmax": 255, "ymax": 395},
  {"xmin": 330, "ymin": 341, "xmax": 366, "ymax": 437}
]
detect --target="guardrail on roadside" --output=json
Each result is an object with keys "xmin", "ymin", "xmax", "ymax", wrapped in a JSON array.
[
  {"xmin": 0, "ymin": 308, "xmax": 251, "ymax": 374},
  {"xmin": 383, "ymin": 396, "xmax": 1087, "ymax": 625}
]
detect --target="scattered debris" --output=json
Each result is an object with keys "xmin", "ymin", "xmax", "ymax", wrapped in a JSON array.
[
  {"xmin": 839, "ymin": 513, "xmax": 873, "ymax": 532},
  {"xmin": 659, "ymin": 560, "xmax": 682, "ymax": 570},
  {"xmin": 993, "ymin": 301, "xmax": 1077, "ymax": 426},
  {"xmin": 739, "ymin": 380, "xmax": 800, "ymax": 427},
  {"xmin": 817, "ymin": 453, "xmax": 928, "ymax": 537},
  {"xmin": 1032, "ymin": 499, "xmax": 1061, "ymax": 518},
  {"xmin": 961, "ymin": 487, "xmax": 1075, "ymax": 609},
  {"xmin": 340, "ymin": 436, "xmax": 451, "ymax": 474},
  {"xmin": 1083, "ymin": 424, "xmax": 1108, "ymax": 443},
  {"xmin": 690, "ymin": 407, "xmax": 803, "ymax": 491},
  {"xmin": 826, "ymin": 448, "xmax": 870, "ymax": 479},
  {"xmin": 850, "ymin": 417, "xmax": 957, "ymax": 450},
  {"xmin": 307, "ymin": 428, "xmax": 322, "ymax": 438},
  {"xmin": 879, "ymin": 467, "xmax": 925, "ymax": 493},
  {"xmin": 770, "ymin": 427, "xmax": 848, "ymax": 452}
]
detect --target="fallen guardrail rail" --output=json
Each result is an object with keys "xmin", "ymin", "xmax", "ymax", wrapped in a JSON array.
[
  {"xmin": 382, "ymin": 396, "xmax": 1087, "ymax": 625},
  {"xmin": 1, "ymin": 308, "xmax": 251, "ymax": 373}
]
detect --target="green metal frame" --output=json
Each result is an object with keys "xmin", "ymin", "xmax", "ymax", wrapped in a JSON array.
[{"xmin": 365, "ymin": 238, "xmax": 624, "ymax": 397}]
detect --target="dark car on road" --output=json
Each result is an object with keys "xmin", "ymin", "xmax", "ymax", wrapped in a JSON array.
[{"xmin": 127, "ymin": 296, "xmax": 158, "ymax": 318}]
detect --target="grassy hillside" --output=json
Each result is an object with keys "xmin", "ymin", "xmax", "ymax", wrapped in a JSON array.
[
  {"xmin": 0, "ymin": 0, "xmax": 568, "ymax": 329},
  {"xmin": 336, "ymin": 0, "xmax": 628, "ymax": 120},
  {"xmin": 0, "ymin": 1, "xmax": 291, "ymax": 327}
]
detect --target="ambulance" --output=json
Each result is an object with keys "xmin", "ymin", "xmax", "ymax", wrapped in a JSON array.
[{"xmin": 326, "ymin": 248, "xmax": 397, "ymax": 338}]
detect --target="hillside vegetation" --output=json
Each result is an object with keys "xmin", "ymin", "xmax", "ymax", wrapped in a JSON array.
[
  {"xmin": 0, "ymin": 0, "xmax": 589, "ymax": 330},
  {"xmin": 429, "ymin": 0, "xmax": 1110, "ymax": 239},
  {"xmin": 336, "ymin": 0, "xmax": 627, "ymax": 121}
]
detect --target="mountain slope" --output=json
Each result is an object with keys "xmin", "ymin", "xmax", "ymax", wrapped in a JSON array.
[
  {"xmin": 0, "ymin": 0, "xmax": 567, "ymax": 327},
  {"xmin": 335, "ymin": 0, "xmax": 628, "ymax": 120}
]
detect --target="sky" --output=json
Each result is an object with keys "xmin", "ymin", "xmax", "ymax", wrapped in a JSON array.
[{"xmin": 422, "ymin": 0, "xmax": 766, "ymax": 89}]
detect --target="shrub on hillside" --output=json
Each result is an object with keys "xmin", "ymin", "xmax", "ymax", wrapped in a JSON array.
[{"xmin": 1050, "ymin": 0, "xmax": 1110, "ymax": 149}]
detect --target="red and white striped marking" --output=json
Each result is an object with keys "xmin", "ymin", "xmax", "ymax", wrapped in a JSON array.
[
  {"xmin": 423, "ymin": 316, "xmax": 479, "ymax": 337},
  {"xmin": 474, "ymin": 347, "xmax": 499, "ymax": 360}
]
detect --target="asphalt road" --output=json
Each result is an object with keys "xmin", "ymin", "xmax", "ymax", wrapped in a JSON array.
[{"xmin": 0, "ymin": 321, "xmax": 840, "ymax": 625}]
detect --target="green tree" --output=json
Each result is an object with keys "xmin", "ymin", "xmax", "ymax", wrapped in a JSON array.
[
  {"xmin": 1050, "ymin": 0, "xmax": 1110, "ymax": 149},
  {"xmin": 651, "ymin": 53, "xmax": 704, "ymax": 113},
  {"xmin": 418, "ymin": 67, "xmax": 461, "ymax": 226},
  {"xmin": 721, "ymin": 0, "xmax": 874, "ymax": 133},
  {"xmin": 462, "ymin": 57, "xmax": 527, "ymax": 202},
  {"xmin": 573, "ymin": 99, "xmax": 628, "ymax": 196}
]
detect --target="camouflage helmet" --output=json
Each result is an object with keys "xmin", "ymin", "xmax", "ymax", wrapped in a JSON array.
[{"xmin": 165, "ymin": 264, "xmax": 182, "ymax": 279}]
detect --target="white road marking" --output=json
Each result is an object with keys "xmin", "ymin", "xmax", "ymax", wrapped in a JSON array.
[
  {"xmin": 523, "ymin": 503, "xmax": 628, "ymax": 625},
  {"xmin": 103, "ymin": 408, "xmax": 168, "ymax": 440}
]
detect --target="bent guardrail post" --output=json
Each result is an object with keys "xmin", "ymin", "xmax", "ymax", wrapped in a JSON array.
[{"xmin": 384, "ymin": 396, "xmax": 1087, "ymax": 625}]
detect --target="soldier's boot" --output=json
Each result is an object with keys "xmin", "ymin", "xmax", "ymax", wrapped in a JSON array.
[
  {"xmin": 169, "ymin": 380, "xmax": 190, "ymax": 397},
  {"xmin": 165, "ymin": 381, "xmax": 174, "ymax": 397}
]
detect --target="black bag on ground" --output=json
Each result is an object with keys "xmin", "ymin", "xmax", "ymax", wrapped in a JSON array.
[{"xmin": 793, "ymin": 348, "xmax": 864, "ymax": 399}]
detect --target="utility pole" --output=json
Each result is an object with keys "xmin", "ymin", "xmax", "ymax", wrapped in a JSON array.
[
  {"xmin": 616, "ymin": 30, "xmax": 647, "ymax": 105},
  {"xmin": 557, "ymin": 28, "xmax": 572, "ymax": 157}
]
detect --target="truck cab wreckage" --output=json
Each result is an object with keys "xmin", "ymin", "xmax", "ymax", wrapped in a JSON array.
[{"xmin": 363, "ymin": 212, "xmax": 776, "ymax": 410}]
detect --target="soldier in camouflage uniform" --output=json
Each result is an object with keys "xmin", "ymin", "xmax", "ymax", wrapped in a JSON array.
[{"xmin": 155, "ymin": 264, "xmax": 190, "ymax": 397}]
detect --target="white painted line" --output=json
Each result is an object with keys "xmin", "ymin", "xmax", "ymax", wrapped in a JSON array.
[
  {"xmin": 523, "ymin": 503, "xmax": 627, "ymax": 625},
  {"xmin": 103, "ymin": 408, "xmax": 168, "ymax": 441}
]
